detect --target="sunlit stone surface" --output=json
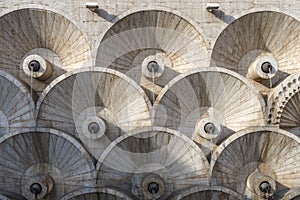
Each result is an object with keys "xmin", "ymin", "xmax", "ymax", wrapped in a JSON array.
[{"xmin": 0, "ymin": 1, "xmax": 299, "ymax": 199}]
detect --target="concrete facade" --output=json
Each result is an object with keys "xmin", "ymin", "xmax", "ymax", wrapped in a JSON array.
[{"xmin": 0, "ymin": 0, "xmax": 300, "ymax": 199}]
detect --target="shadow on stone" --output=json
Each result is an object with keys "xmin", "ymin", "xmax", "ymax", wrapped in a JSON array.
[
  {"xmin": 209, "ymin": 9, "xmax": 235, "ymax": 24},
  {"xmin": 95, "ymin": 9, "xmax": 119, "ymax": 22}
]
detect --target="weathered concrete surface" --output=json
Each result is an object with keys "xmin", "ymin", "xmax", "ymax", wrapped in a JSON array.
[{"xmin": 0, "ymin": 0, "xmax": 299, "ymax": 199}]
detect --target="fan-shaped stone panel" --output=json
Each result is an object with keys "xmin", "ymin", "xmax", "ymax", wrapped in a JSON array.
[
  {"xmin": 0, "ymin": 128, "xmax": 95, "ymax": 200},
  {"xmin": 268, "ymin": 73, "xmax": 300, "ymax": 136},
  {"xmin": 0, "ymin": 192, "xmax": 27, "ymax": 200},
  {"xmin": 97, "ymin": 127, "xmax": 210, "ymax": 200},
  {"xmin": 211, "ymin": 11, "xmax": 300, "ymax": 88},
  {"xmin": 60, "ymin": 187, "xmax": 135, "ymax": 200},
  {"xmin": 211, "ymin": 127, "xmax": 300, "ymax": 199},
  {"xmin": 37, "ymin": 67, "xmax": 151, "ymax": 159},
  {"xmin": 154, "ymin": 67, "xmax": 265, "ymax": 155},
  {"xmin": 96, "ymin": 9, "xmax": 209, "ymax": 101},
  {"xmin": 0, "ymin": 70, "xmax": 35, "ymax": 136},
  {"xmin": 168, "ymin": 185, "xmax": 247, "ymax": 200},
  {"xmin": 0, "ymin": 7, "xmax": 91, "ymax": 94}
]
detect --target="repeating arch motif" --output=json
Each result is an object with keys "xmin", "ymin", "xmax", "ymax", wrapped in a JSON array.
[{"xmin": 0, "ymin": 3, "xmax": 299, "ymax": 199}]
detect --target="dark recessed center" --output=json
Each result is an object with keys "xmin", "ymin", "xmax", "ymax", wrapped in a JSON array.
[
  {"xmin": 28, "ymin": 60, "xmax": 41, "ymax": 72},
  {"xmin": 88, "ymin": 122, "xmax": 100, "ymax": 134},
  {"xmin": 148, "ymin": 182, "xmax": 159, "ymax": 194},
  {"xmin": 30, "ymin": 183, "xmax": 42, "ymax": 195},
  {"xmin": 261, "ymin": 62, "xmax": 273, "ymax": 73},
  {"xmin": 204, "ymin": 122, "xmax": 215, "ymax": 134},
  {"xmin": 147, "ymin": 61, "xmax": 159, "ymax": 73},
  {"xmin": 259, "ymin": 181, "xmax": 272, "ymax": 193}
]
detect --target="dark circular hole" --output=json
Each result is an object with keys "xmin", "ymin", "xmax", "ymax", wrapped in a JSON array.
[
  {"xmin": 259, "ymin": 181, "xmax": 272, "ymax": 193},
  {"xmin": 148, "ymin": 182, "xmax": 159, "ymax": 194},
  {"xmin": 268, "ymin": 114, "xmax": 272, "ymax": 118},
  {"xmin": 88, "ymin": 122, "xmax": 100, "ymax": 134},
  {"xmin": 261, "ymin": 62, "xmax": 273, "ymax": 73},
  {"xmin": 30, "ymin": 183, "xmax": 42, "ymax": 195},
  {"xmin": 28, "ymin": 60, "xmax": 41, "ymax": 72},
  {"xmin": 204, "ymin": 122, "xmax": 215, "ymax": 134},
  {"xmin": 147, "ymin": 61, "xmax": 159, "ymax": 73}
]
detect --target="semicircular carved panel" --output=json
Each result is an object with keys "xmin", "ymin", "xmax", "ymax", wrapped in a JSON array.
[
  {"xmin": 1, "ymin": 4, "xmax": 299, "ymax": 200},
  {"xmin": 0, "ymin": 70, "xmax": 35, "ymax": 137},
  {"xmin": 268, "ymin": 72, "xmax": 300, "ymax": 136},
  {"xmin": 154, "ymin": 67, "xmax": 265, "ymax": 155},
  {"xmin": 0, "ymin": 128, "xmax": 95, "ymax": 200},
  {"xmin": 211, "ymin": 127, "xmax": 300, "ymax": 199},
  {"xmin": 168, "ymin": 185, "xmax": 247, "ymax": 200},
  {"xmin": 97, "ymin": 127, "xmax": 210, "ymax": 200},
  {"xmin": 37, "ymin": 67, "xmax": 151, "ymax": 159},
  {"xmin": 0, "ymin": 7, "xmax": 91, "ymax": 94},
  {"xmin": 212, "ymin": 11, "xmax": 300, "ymax": 89},
  {"xmin": 59, "ymin": 187, "xmax": 135, "ymax": 200},
  {"xmin": 96, "ymin": 9, "xmax": 209, "ymax": 102}
]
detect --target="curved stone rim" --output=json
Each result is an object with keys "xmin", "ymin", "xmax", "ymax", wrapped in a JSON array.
[
  {"xmin": 281, "ymin": 187, "xmax": 300, "ymax": 200},
  {"xmin": 210, "ymin": 127, "xmax": 300, "ymax": 173},
  {"xmin": 230, "ymin": 9, "xmax": 300, "ymax": 24},
  {"xmin": 210, "ymin": 10, "xmax": 300, "ymax": 89},
  {"xmin": 0, "ymin": 70, "xmax": 36, "ymax": 129},
  {"xmin": 0, "ymin": 69, "xmax": 35, "ymax": 109},
  {"xmin": 59, "ymin": 187, "xmax": 135, "ymax": 200},
  {"xmin": 268, "ymin": 72, "xmax": 300, "ymax": 124},
  {"xmin": 153, "ymin": 67, "xmax": 265, "ymax": 112},
  {"xmin": 0, "ymin": 4, "xmax": 91, "ymax": 46},
  {"xmin": 212, "ymin": 10, "xmax": 300, "ymax": 53},
  {"xmin": 36, "ymin": 67, "xmax": 152, "ymax": 112},
  {"xmin": 96, "ymin": 126, "xmax": 210, "ymax": 176},
  {"xmin": 168, "ymin": 185, "xmax": 246, "ymax": 200},
  {"xmin": 96, "ymin": 6, "xmax": 209, "ymax": 52},
  {"xmin": 0, "ymin": 127, "xmax": 95, "ymax": 171},
  {"xmin": 0, "ymin": 4, "xmax": 92, "ymax": 75}
]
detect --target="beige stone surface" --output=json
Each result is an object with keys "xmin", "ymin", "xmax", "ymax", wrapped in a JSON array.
[
  {"xmin": 0, "ymin": 70, "xmax": 35, "ymax": 137},
  {"xmin": 169, "ymin": 185, "xmax": 246, "ymax": 200},
  {"xmin": 97, "ymin": 127, "xmax": 210, "ymax": 199},
  {"xmin": 36, "ymin": 67, "xmax": 151, "ymax": 160},
  {"xmin": 211, "ymin": 11, "xmax": 300, "ymax": 90},
  {"xmin": 0, "ymin": 7, "xmax": 91, "ymax": 95},
  {"xmin": 211, "ymin": 127, "xmax": 300, "ymax": 199},
  {"xmin": 0, "ymin": 0, "xmax": 300, "ymax": 199},
  {"xmin": 60, "ymin": 187, "xmax": 134, "ymax": 200},
  {"xmin": 0, "ymin": 128, "xmax": 94, "ymax": 200},
  {"xmin": 153, "ymin": 68, "xmax": 266, "ymax": 155},
  {"xmin": 268, "ymin": 72, "xmax": 300, "ymax": 137}
]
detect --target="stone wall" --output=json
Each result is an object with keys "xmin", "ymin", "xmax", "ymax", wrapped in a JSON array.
[{"xmin": 0, "ymin": 0, "xmax": 300, "ymax": 199}]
